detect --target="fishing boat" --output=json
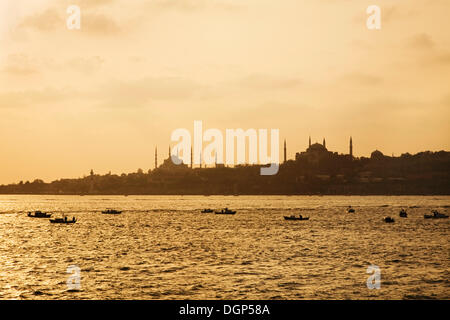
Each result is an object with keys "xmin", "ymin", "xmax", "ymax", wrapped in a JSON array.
[
  {"xmin": 27, "ymin": 211, "xmax": 52, "ymax": 218},
  {"xmin": 102, "ymin": 209, "xmax": 122, "ymax": 215},
  {"xmin": 215, "ymin": 208, "xmax": 236, "ymax": 215},
  {"xmin": 50, "ymin": 217, "xmax": 76, "ymax": 224},
  {"xmin": 384, "ymin": 217, "xmax": 395, "ymax": 223},
  {"xmin": 399, "ymin": 209, "xmax": 408, "ymax": 218},
  {"xmin": 424, "ymin": 210, "xmax": 449, "ymax": 219},
  {"xmin": 201, "ymin": 209, "xmax": 214, "ymax": 213},
  {"xmin": 284, "ymin": 215, "xmax": 309, "ymax": 221},
  {"xmin": 347, "ymin": 206, "xmax": 355, "ymax": 213}
]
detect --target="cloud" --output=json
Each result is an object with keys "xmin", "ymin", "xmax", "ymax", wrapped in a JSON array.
[
  {"xmin": 431, "ymin": 52, "xmax": 450, "ymax": 65},
  {"xmin": 382, "ymin": 6, "xmax": 417, "ymax": 23},
  {"xmin": 18, "ymin": 8, "xmax": 64, "ymax": 32},
  {"xmin": 417, "ymin": 51, "xmax": 450, "ymax": 67},
  {"xmin": 408, "ymin": 33, "xmax": 435, "ymax": 50},
  {"xmin": 2, "ymin": 54, "xmax": 39, "ymax": 75},
  {"xmin": 403, "ymin": 34, "xmax": 450, "ymax": 68},
  {"xmin": 81, "ymin": 13, "xmax": 121, "ymax": 35}
]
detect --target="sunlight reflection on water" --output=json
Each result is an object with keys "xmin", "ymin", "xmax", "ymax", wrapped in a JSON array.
[{"xmin": 0, "ymin": 195, "xmax": 448, "ymax": 300}]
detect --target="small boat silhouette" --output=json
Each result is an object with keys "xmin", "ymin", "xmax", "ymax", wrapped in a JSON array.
[
  {"xmin": 102, "ymin": 209, "xmax": 122, "ymax": 215},
  {"xmin": 215, "ymin": 208, "xmax": 236, "ymax": 215},
  {"xmin": 424, "ymin": 210, "xmax": 449, "ymax": 219},
  {"xmin": 284, "ymin": 215, "xmax": 309, "ymax": 221},
  {"xmin": 347, "ymin": 206, "xmax": 355, "ymax": 213},
  {"xmin": 50, "ymin": 217, "xmax": 76, "ymax": 224},
  {"xmin": 27, "ymin": 211, "xmax": 52, "ymax": 218},
  {"xmin": 384, "ymin": 217, "xmax": 395, "ymax": 223},
  {"xmin": 399, "ymin": 209, "xmax": 408, "ymax": 218},
  {"xmin": 201, "ymin": 209, "xmax": 214, "ymax": 213}
]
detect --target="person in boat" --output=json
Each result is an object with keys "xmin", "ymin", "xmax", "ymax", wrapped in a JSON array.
[
  {"xmin": 64, "ymin": 216, "xmax": 67, "ymax": 222},
  {"xmin": 299, "ymin": 214, "xmax": 303, "ymax": 219}
]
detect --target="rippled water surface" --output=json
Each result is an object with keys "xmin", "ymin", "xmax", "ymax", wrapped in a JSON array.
[{"xmin": 0, "ymin": 195, "xmax": 448, "ymax": 300}]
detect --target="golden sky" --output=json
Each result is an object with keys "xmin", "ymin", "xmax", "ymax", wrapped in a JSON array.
[{"xmin": 0, "ymin": 0, "xmax": 449, "ymax": 183}]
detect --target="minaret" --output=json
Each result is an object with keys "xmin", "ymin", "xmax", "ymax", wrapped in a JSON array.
[
  {"xmin": 323, "ymin": 138, "xmax": 326, "ymax": 149},
  {"xmin": 155, "ymin": 146, "xmax": 158, "ymax": 169},
  {"xmin": 309, "ymin": 136, "xmax": 311, "ymax": 148},
  {"xmin": 89, "ymin": 169, "xmax": 94, "ymax": 194},
  {"xmin": 169, "ymin": 145, "xmax": 171, "ymax": 160},
  {"xmin": 190, "ymin": 147, "xmax": 193, "ymax": 168},
  {"xmin": 283, "ymin": 139, "xmax": 287, "ymax": 163},
  {"xmin": 349, "ymin": 136, "xmax": 353, "ymax": 159},
  {"xmin": 199, "ymin": 152, "xmax": 202, "ymax": 168}
]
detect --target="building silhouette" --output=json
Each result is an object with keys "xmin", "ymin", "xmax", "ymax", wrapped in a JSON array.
[{"xmin": 295, "ymin": 136, "xmax": 353, "ymax": 163}]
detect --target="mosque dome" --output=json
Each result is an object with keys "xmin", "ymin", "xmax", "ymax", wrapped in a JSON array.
[
  {"xmin": 371, "ymin": 150, "xmax": 385, "ymax": 160},
  {"xmin": 307, "ymin": 143, "xmax": 328, "ymax": 152}
]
